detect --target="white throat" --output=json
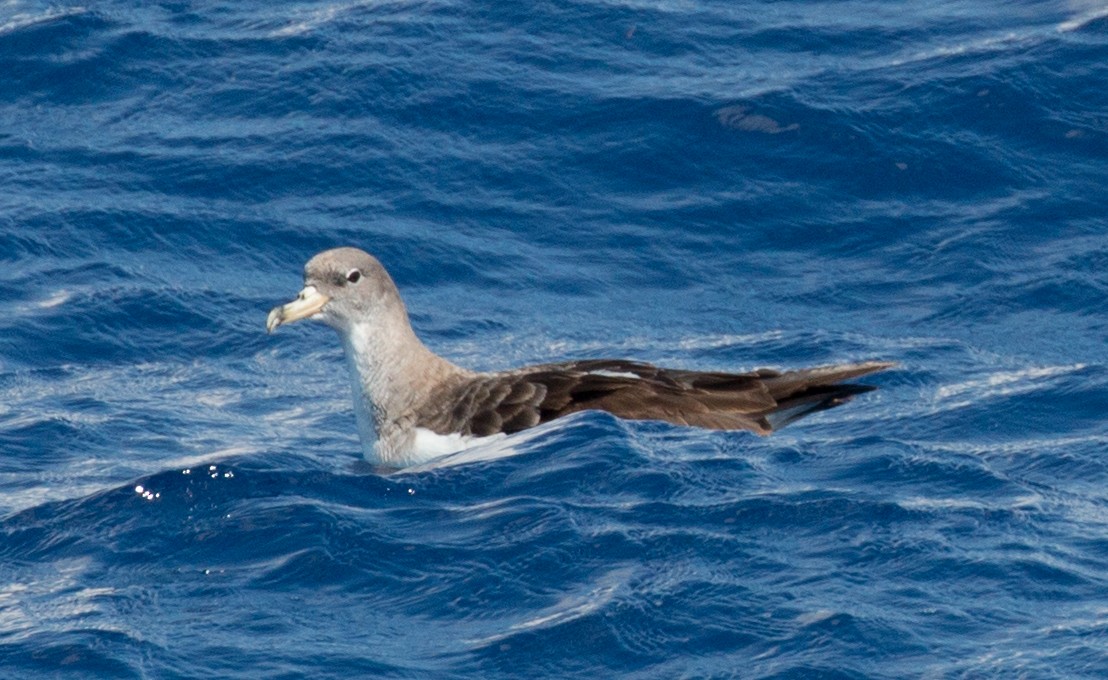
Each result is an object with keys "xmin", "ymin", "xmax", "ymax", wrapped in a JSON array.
[{"xmin": 340, "ymin": 326, "xmax": 381, "ymax": 460}]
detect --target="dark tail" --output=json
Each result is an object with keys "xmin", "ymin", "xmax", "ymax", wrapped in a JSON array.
[{"xmin": 762, "ymin": 361, "xmax": 893, "ymax": 432}]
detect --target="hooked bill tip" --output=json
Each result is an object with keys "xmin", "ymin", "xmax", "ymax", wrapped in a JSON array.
[{"xmin": 265, "ymin": 307, "xmax": 284, "ymax": 334}]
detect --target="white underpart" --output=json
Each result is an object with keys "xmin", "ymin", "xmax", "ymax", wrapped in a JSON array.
[
  {"xmin": 410, "ymin": 428, "xmax": 506, "ymax": 461},
  {"xmin": 405, "ymin": 418, "xmax": 570, "ymax": 472},
  {"xmin": 587, "ymin": 370, "xmax": 641, "ymax": 379}
]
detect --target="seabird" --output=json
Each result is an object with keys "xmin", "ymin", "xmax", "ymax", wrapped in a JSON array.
[{"xmin": 267, "ymin": 247, "xmax": 893, "ymax": 467}]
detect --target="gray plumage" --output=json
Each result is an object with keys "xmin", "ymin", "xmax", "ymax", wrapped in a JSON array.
[{"xmin": 267, "ymin": 247, "xmax": 893, "ymax": 467}]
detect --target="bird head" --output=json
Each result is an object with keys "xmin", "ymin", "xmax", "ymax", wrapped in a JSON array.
[{"xmin": 266, "ymin": 247, "xmax": 400, "ymax": 334}]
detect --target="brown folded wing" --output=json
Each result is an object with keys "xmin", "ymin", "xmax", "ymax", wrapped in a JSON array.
[{"xmin": 419, "ymin": 359, "xmax": 892, "ymax": 438}]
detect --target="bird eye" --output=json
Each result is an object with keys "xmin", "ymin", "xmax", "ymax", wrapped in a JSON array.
[{"xmin": 346, "ymin": 269, "xmax": 362, "ymax": 284}]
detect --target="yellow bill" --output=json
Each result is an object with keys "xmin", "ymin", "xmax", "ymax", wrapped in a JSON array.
[{"xmin": 266, "ymin": 285, "xmax": 330, "ymax": 333}]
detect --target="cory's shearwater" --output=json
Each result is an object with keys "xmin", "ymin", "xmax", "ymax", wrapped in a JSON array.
[{"xmin": 267, "ymin": 247, "xmax": 892, "ymax": 467}]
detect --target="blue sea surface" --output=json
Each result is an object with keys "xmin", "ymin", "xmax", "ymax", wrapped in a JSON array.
[{"xmin": 2, "ymin": 0, "xmax": 1107, "ymax": 677}]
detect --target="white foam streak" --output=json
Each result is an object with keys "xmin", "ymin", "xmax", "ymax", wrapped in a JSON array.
[
  {"xmin": 465, "ymin": 567, "xmax": 632, "ymax": 647},
  {"xmin": 0, "ymin": 558, "xmax": 123, "ymax": 643},
  {"xmin": 0, "ymin": 6, "xmax": 86, "ymax": 37},
  {"xmin": 269, "ymin": 0, "xmax": 421, "ymax": 37},
  {"xmin": 934, "ymin": 364, "xmax": 1086, "ymax": 402},
  {"xmin": 886, "ymin": 32, "xmax": 1033, "ymax": 68},
  {"xmin": 160, "ymin": 445, "xmax": 259, "ymax": 472},
  {"xmin": 1058, "ymin": 5, "xmax": 1108, "ymax": 32}
]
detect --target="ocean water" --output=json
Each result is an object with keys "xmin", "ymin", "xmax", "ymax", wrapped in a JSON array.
[{"xmin": 1, "ymin": 0, "xmax": 1107, "ymax": 677}]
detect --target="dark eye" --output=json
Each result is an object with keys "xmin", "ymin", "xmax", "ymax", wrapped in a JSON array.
[{"xmin": 346, "ymin": 269, "xmax": 361, "ymax": 284}]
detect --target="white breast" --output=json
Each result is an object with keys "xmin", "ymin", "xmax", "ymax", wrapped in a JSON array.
[{"xmin": 409, "ymin": 428, "xmax": 505, "ymax": 460}]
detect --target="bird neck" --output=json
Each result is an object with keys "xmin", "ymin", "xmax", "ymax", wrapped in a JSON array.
[{"xmin": 339, "ymin": 314, "xmax": 470, "ymax": 453}]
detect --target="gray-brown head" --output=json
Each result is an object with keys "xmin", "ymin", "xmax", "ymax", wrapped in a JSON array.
[{"xmin": 266, "ymin": 247, "xmax": 406, "ymax": 334}]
